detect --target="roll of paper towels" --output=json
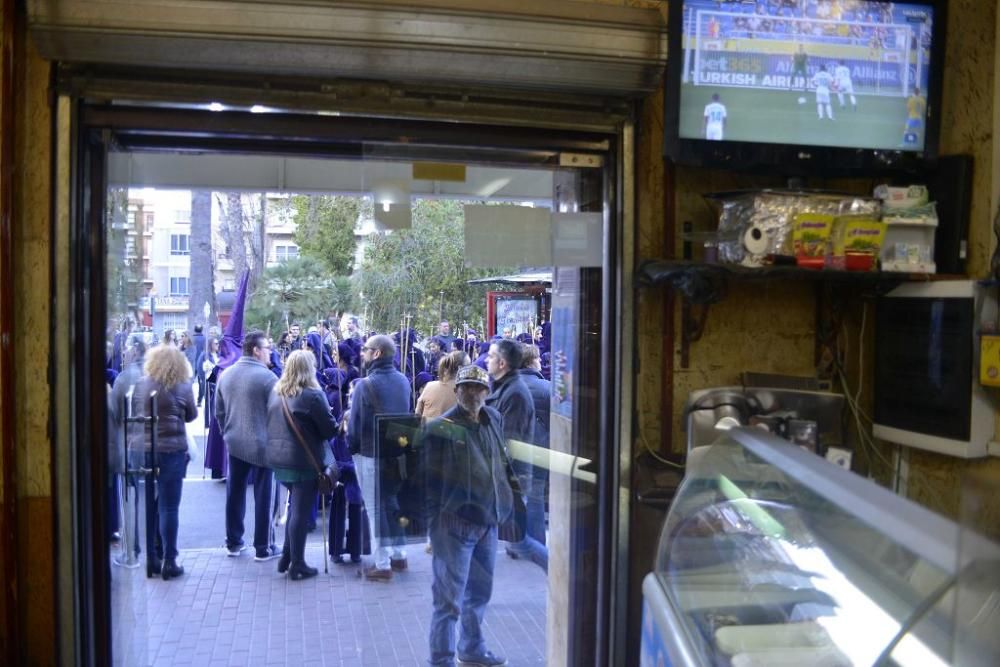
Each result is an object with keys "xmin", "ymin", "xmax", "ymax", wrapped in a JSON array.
[{"xmin": 743, "ymin": 225, "xmax": 769, "ymax": 255}]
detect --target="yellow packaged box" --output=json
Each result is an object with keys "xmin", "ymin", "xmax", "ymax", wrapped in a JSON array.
[
  {"xmin": 833, "ymin": 218, "xmax": 886, "ymax": 255},
  {"xmin": 980, "ymin": 334, "xmax": 1000, "ymax": 387},
  {"xmin": 830, "ymin": 218, "xmax": 886, "ymax": 270},
  {"xmin": 791, "ymin": 213, "xmax": 834, "ymax": 257}
]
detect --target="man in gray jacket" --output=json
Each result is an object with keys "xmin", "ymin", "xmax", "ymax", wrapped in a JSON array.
[{"xmin": 216, "ymin": 330, "xmax": 280, "ymax": 560}]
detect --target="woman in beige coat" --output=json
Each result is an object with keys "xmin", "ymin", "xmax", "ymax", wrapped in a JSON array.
[{"xmin": 415, "ymin": 350, "xmax": 468, "ymax": 420}]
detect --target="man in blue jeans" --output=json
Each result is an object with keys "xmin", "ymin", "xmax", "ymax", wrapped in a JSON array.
[{"xmin": 421, "ymin": 365, "xmax": 514, "ymax": 667}]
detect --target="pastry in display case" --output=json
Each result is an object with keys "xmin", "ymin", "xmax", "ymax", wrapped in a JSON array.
[{"xmin": 641, "ymin": 428, "xmax": 1000, "ymax": 667}]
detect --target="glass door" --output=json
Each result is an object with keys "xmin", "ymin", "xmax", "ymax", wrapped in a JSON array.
[
  {"xmin": 86, "ymin": 109, "xmax": 617, "ymax": 666},
  {"xmin": 103, "ymin": 144, "xmax": 152, "ymax": 666}
]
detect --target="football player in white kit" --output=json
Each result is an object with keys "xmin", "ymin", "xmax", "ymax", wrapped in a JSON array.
[
  {"xmin": 834, "ymin": 60, "xmax": 857, "ymax": 110},
  {"xmin": 703, "ymin": 93, "xmax": 727, "ymax": 140},
  {"xmin": 812, "ymin": 65, "xmax": 835, "ymax": 120}
]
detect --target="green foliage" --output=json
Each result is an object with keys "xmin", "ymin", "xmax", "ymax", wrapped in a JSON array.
[
  {"xmin": 357, "ymin": 199, "xmax": 513, "ymax": 334},
  {"xmin": 105, "ymin": 187, "xmax": 144, "ymax": 323},
  {"xmin": 292, "ymin": 195, "xmax": 365, "ymax": 275},
  {"xmin": 245, "ymin": 257, "xmax": 354, "ymax": 333}
]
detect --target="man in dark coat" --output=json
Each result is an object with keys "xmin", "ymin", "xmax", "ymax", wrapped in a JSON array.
[
  {"xmin": 485, "ymin": 338, "xmax": 546, "ymax": 572},
  {"xmin": 216, "ymin": 330, "xmax": 280, "ymax": 560},
  {"xmin": 108, "ymin": 341, "xmax": 146, "ymax": 553},
  {"xmin": 348, "ymin": 334, "xmax": 412, "ymax": 581},
  {"xmin": 193, "ymin": 324, "xmax": 206, "ymax": 406},
  {"xmin": 514, "ymin": 344, "xmax": 551, "ymax": 568},
  {"xmin": 422, "ymin": 365, "xmax": 514, "ymax": 667}
]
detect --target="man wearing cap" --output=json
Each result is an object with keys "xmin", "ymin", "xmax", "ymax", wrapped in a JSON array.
[{"xmin": 421, "ymin": 365, "xmax": 515, "ymax": 667}]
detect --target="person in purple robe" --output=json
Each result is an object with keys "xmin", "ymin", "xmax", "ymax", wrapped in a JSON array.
[{"xmin": 203, "ymin": 271, "xmax": 252, "ymax": 480}]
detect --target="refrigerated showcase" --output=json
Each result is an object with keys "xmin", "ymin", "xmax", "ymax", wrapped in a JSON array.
[{"xmin": 640, "ymin": 428, "xmax": 1000, "ymax": 667}]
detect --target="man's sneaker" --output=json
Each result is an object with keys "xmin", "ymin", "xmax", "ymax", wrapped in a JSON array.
[
  {"xmin": 254, "ymin": 545, "xmax": 280, "ymax": 562},
  {"xmin": 457, "ymin": 650, "xmax": 507, "ymax": 666},
  {"xmin": 225, "ymin": 543, "xmax": 247, "ymax": 557}
]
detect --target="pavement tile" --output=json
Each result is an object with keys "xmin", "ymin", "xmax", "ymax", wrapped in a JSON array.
[{"xmin": 112, "ymin": 494, "xmax": 546, "ymax": 666}]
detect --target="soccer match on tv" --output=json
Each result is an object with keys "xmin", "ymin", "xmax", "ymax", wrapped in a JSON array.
[{"xmin": 678, "ymin": 0, "xmax": 934, "ymax": 152}]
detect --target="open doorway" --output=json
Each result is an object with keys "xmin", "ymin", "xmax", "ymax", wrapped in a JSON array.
[{"xmin": 83, "ymin": 106, "xmax": 622, "ymax": 666}]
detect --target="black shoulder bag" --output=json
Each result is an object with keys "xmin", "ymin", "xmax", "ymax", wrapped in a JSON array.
[
  {"xmin": 280, "ymin": 396, "xmax": 339, "ymax": 494},
  {"xmin": 489, "ymin": 419, "xmax": 527, "ymax": 543}
]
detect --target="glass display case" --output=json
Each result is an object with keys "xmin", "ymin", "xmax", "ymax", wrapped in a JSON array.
[{"xmin": 640, "ymin": 428, "xmax": 1000, "ymax": 667}]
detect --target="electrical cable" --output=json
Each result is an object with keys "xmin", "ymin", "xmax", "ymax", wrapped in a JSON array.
[
  {"xmin": 836, "ymin": 313, "xmax": 896, "ymax": 476},
  {"xmin": 640, "ymin": 433, "xmax": 685, "ymax": 469}
]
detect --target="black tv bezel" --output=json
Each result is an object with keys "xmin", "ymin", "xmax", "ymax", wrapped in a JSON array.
[{"xmin": 663, "ymin": 0, "xmax": 948, "ymax": 176}]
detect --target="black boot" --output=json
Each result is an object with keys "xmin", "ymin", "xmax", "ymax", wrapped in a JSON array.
[
  {"xmin": 288, "ymin": 563, "xmax": 318, "ymax": 581},
  {"xmin": 161, "ymin": 559, "xmax": 185, "ymax": 580},
  {"xmin": 277, "ymin": 551, "xmax": 291, "ymax": 574}
]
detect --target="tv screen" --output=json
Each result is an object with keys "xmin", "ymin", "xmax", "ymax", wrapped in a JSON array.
[{"xmin": 668, "ymin": 0, "xmax": 943, "ymax": 170}]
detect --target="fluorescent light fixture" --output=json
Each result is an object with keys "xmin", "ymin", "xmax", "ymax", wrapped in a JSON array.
[
  {"xmin": 250, "ymin": 105, "xmax": 269, "ymax": 114},
  {"xmin": 207, "ymin": 102, "xmax": 225, "ymax": 112}
]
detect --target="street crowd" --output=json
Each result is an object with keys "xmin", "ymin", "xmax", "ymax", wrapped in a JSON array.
[{"xmin": 106, "ymin": 315, "xmax": 553, "ymax": 667}]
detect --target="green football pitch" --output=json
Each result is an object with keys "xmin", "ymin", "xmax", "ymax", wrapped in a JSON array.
[{"xmin": 681, "ymin": 86, "xmax": 921, "ymax": 151}]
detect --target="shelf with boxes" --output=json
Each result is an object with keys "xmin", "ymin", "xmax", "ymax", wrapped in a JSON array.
[{"xmin": 644, "ymin": 155, "xmax": 973, "ymax": 368}]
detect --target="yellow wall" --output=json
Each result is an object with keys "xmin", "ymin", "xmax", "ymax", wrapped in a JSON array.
[
  {"xmin": 631, "ymin": 0, "xmax": 1000, "ymax": 546},
  {"xmin": 902, "ymin": 0, "xmax": 1000, "ymax": 538},
  {"xmin": 10, "ymin": 23, "xmax": 56, "ymax": 667}
]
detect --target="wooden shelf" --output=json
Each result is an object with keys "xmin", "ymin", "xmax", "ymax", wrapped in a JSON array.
[{"xmin": 638, "ymin": 259, "xmax": 963, "ymax": 302}]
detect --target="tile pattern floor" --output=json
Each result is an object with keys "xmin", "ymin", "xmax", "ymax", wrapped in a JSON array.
[
  {"xmin": 112, "ymin": 537, "xmax": 547, "ymax": 666},
  {"xmin": 111, "ymin": 407, "xmax": 547, "ymax": 666}
]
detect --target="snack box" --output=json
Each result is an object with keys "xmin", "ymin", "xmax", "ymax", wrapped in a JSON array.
[
  {"xmin": 873, "ymin": 184, "xmax": 929, "ymax": 211},
  {"xmin": 791, "ymin": 213, "xmax": 834, "ymax": 258},
  {"xmin": 833, "ymin": 217, "xmax": 885, "ymax": 253}
]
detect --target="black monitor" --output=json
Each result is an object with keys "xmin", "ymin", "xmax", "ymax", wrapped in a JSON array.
[{"xmin": 664, "ymin": 0, "xmax": 947, "ymax": 175}]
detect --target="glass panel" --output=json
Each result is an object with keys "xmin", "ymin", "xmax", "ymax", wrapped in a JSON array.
[
  {"xmin": 103, "ymin": 142, "xmax": 609, "ymax": 665},
  {"xmin": 647, "ymin": 431, "xmax": 1000, "ymax": 667},
  {"xmin": 105, "ymin": 178, "xmax": 151, "ymax": 667}
]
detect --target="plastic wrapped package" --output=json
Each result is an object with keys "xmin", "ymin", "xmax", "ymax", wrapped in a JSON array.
[{"xmin": 704, "ymin": 191, "xmax": 881, "ymax": 267}]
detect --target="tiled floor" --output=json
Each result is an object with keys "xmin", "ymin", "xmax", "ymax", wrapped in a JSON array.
[
  {"xmin": 111, "ymin": 409, "xmax": 548, "ymax": 666},
  {"xmin": 113, "ymin": 541, "xmax": 547, "ymax": 666}
]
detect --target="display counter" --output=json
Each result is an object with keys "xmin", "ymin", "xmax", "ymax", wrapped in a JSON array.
[{"xmin": 641, "ymin": 428, "xmax": 1000, "ymax": 667}]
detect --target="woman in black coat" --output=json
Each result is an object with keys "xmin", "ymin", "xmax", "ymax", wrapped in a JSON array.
[
  {"xmin": 266, "ymin": 350, "xmax": 339, "ymax": 580},
  {"xmin": 129, "ymin": 344, "xmax": 198, "ymax": 579}
]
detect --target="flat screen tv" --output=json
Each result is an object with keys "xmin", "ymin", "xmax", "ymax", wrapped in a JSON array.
[{"xmin": 664, "ymin": 0, "xmax": 946, "ymax": 174}]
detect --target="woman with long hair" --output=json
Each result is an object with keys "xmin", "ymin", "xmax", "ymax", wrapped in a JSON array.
[
  {"xmin": 180, "ymin": 330, "xmax": 197, "ymax": 381},
  {"xmin": 266, "ymin": 350, "xmax": 339, "ymax": 580},
  {"xmin": 198, "ymin": 337, "xmax": 221, "ymax": 380},
  {"xmin": 415, "ymin": 350, "xmax": 469, "ymax": 420},
  {"xmin": 129, "ymin": 344, "xmax": 198, "ymax": 579}
]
